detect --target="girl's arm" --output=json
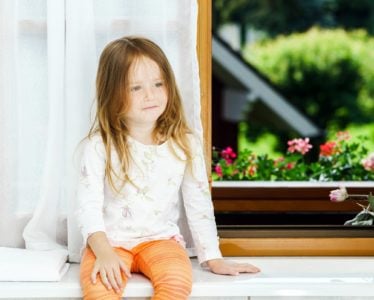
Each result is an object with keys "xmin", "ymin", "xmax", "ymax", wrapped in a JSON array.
[
  {"xmin": 181, "ymin": 135, "xmax": 260, "ymax": 275},
  {"xmin": 76, "ymin": 136, "xmax": 131, "ymax": 292},
  {"xmin": 76, "ymin": 137, "xmax": 107, "ymax": 247}
]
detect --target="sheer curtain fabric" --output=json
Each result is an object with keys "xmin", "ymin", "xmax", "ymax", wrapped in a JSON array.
[{"xmin": 0, "ymin": 0, "xmax": 200, "ymax": 263}]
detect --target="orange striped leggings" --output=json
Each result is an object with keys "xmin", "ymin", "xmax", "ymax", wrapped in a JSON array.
[{"xmin": 80, "ymin": 239, "xmax": 193, "ymax": 300}]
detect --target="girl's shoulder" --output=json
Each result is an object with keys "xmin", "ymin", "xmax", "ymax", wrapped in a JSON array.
[
  {"xmin": 79, "ymin": 133, "xmax": 106, "ymax": 160},
  {"xmin": 86, "ymin": 133, "xmax": 104, "ymax": 145}
]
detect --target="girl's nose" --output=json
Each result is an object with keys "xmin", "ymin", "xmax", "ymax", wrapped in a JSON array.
[
  {"xmin": 144, "ymin": 86, "xmax": 156, "ymax": 100},
  {"xmin": 144, "ymin": 87, "xmax": 155, "ymax": 101}
]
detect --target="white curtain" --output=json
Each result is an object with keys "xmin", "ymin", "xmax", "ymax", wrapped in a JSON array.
[{"xmin": 0, "ymin": 0, "xmax": 200, "ymax": 263}]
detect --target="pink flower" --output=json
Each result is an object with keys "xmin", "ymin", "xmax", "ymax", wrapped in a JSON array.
[
  {"xmin": 221, "ymin": 147, "xmax": 237, "ymax": 165},
  {"xmin": 287, "ymin": 138, "xmax": 313, "ymax": 155},
  {"xmin": 362, "ymin": 153, "xmax": 374, "ymax": 172},
  {"xmin": 329, "ymin": 186, "xmax": 348, "ymax": 202},
  {"xmin": 336, "ymin": 131, "xmax": 351, "ymax": 141},
  {"xmin": 215, "ymin": 164, "xmax": 223, "ymax": 177}
]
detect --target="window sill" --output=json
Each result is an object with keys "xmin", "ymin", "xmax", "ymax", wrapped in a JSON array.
[{"xmin": 3, "ymin": 258, "xmax": 374, "ymax": 298}]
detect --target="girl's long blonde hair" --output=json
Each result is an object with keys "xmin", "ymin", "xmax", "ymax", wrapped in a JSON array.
[{"xmin": 88, "ymin": 36, "xmax": 192, "ymax": 193}]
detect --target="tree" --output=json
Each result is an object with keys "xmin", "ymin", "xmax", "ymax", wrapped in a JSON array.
[
  {"xmin": 213, "ymin": 0, "xmax": 374, "ymax": 45},
  {"xmin": 243, "ymin": 28, "xmax": 374, "ymax": 155}
]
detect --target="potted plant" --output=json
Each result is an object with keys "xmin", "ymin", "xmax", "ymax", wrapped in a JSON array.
[{"xmin": 212, "ymin": 131, "xmax": 374, "ymax": 182}]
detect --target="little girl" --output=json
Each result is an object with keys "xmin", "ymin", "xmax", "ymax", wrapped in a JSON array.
[{"xmin": 76, "ymin": 36, "xmax": 260, "ymax": 300}]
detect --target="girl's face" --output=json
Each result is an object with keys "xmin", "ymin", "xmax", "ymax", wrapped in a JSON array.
[{"xmin": 124, "ymin": 56, "xmax": 168, "ymax": 127}]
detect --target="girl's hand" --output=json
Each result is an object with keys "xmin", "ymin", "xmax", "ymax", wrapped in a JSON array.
[
  {"xmin": 91, "ymin": 249, "xmax": 132, "ymax": 294},
  {"xmin": 206, "ymin": 258, "xmax": 260, "ymax": 276}
]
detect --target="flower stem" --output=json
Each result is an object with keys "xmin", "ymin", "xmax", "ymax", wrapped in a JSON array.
[{"xmin": 348, "ymin": 194, "xmax": 369, "ymax": 200}]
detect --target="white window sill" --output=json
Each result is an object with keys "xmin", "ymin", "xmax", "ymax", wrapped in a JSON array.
[{"xmin": 1, "ymin": 257, "xmax": 374, "ymax": 299}]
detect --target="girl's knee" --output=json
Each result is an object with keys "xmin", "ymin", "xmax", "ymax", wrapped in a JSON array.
[
  {"xmin": 154, "ymin": 282, "xmax": 192, "ymax": 299},
  {"xmin": 81, "ymin": 281, "xmax": 123, "ymax": 300},
  {"xmin": 153, "ymin": 269, "xmax": 193, "ymax": 299}
]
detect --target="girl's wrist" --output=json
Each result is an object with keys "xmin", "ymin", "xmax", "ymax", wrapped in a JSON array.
[
  {"xmin": 206, "ymin": 258, "xmax": 224, "ymax": 268},
  {"xmin": 87, "ymin": 231, "xmax": 114, "ymax": 257}
]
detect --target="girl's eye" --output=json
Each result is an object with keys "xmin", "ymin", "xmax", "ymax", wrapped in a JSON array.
[
  {"xmin": 155, "ymin": 82, "xmax": 164, "ymax": 88},
  {"xmin": 130, "ymin": 85, "xmax": 141, "ymax": 92}
]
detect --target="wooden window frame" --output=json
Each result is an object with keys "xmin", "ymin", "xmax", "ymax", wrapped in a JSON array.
[{"xmin": 197, "ymin": 0, "xmax": 374, "ymax": 256}]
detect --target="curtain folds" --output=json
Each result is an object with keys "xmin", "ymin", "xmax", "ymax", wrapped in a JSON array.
[
  {"xmin": 0, "ymin": 0, "xmax": 21, "ymax": 248},
  {"xmin": 23, "ymin": 0, "xmax": 67, "ymax": 251},
  {"xmin": 0, "ymin": 0, "xmax": 200, "ymax": 263}
]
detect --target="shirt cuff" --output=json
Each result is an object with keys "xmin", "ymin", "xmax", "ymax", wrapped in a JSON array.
[
  {"xmin": 80, "ymin": 225, "xmax": 106, "ymax": 248},
  {"xmin": 198, "ymin": 249, "xmax": 223, "ymax": 266}
]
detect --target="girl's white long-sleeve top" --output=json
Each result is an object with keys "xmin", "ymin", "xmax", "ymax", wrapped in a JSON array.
[{"xmin": 75, "ymin": 134, "xmax": 222, "ymax": 264}]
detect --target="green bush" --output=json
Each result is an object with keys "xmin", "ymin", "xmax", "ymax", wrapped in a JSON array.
[{"xmin": 244, "ymin": 27, "xmax": 374, "ymax": 132}]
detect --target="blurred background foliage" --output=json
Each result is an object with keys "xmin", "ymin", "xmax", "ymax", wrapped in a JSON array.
[
  {"xmin": 213, "ymin": 0, "xmax": 374, "ymax": 42},
  {"xmin": 213, "ymin": 0, "xmax": 374, "ymax": 159}
]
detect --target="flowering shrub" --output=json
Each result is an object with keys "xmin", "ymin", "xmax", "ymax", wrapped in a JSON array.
[
  {"xmin": 329, "ymin": 186, "xmax": 374, "ymax": 225},
  {"xmin": 212, "ymin": 132, "xmax": 374, "ymax": 181}
]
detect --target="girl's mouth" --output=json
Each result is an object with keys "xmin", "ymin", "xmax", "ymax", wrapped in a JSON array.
[{"xmin": 143, "ymin": 106, "xmax": 158, "ymax": 110}]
